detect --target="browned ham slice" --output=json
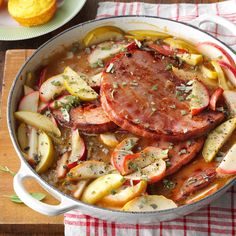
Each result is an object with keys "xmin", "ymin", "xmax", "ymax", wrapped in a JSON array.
[
  {"xmin": 101, "ymin": 49, "xmax": 224, "ymax": 141},
  {"xmin": 52, "ymin": 104, "xmax": 117, "ymax": 133}
]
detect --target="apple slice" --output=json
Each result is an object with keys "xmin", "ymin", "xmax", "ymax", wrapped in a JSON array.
[
  {"xmin": 23, "ymin": 85, "xmax": 34, "ymax": 96},
  {"xmin": 98, "ymin": 180, "xmax": 147, "ymax": 207},
  {"xmin": 163, "ymin": 38, "xmax": 197, "ymax": 53},
  {"xmin": 185, "ymin": 184, "xmax": 218, "ymax": 204},
  {"xmin": 27, "ymin": 127, "xmax": 38, "ymax": 165},
  {"xmin": 63, "ymin": 67, "xmax": 98, "ymax": 101},
  {"xmin": 67, "ymin": 129, "xmax": 86, "ymax": 169},
  {"xmin": 197, "ymin": 42, "xmax": 236, "ymax": 67},
  {"xmin": 18, "ymin": 91, "xmax": 39, "ymax": 112},
  {"xmin": 211, "ymin": 60, "xmax": 231, "ymax": 90},
  {"xmin": 73, "ymin": 180, "xmax": 90, "ymax": 199},
  {"xmin": 218, "ymin": 60, "xmax": 236, "ymax": 87},
  {"xmin": 14, "ymin": 111, "xmax": 61, "ymax": 137},
  {"xmin": 17, "ymin": 123, "xmax": 29, "ymax": 152},
  {"xmin": 122, "ymin": 147, "xmax": 168, "ymax": 175},
  {"xmin": 111, "ymin": 137, "xmax": 139, "ymax": 173},
  {"xmin": 83, "ymin": 26, "xmax": 124, "ymax": 47},
  {"xmin": 67, "ymin": 160, "xmax": 115, "ymax": 181},
  {"xmin": 216, "ymin": 144, "xmax": 236, "ymax": 175},
  {"xmin": 172, "ymin": 66, "xmax": 218, "ymax": 89},
  {"xmin": 38, "ymin": 101, "xmax": 48, "ymax": 113},
  {"xmin": 49, "ymin": 95, "xmax": 79, "ymax": 110},
  {"xmin": 189, "ymin": 80, "xmax": 209, "ymax": 115},
  {"xmin": 88, "ymin": 42, "xmax": 126, "ymax": 65},
  {"xmin": 122, "ymin": 195, "xmax": 177, "ymax": 212},
  {"xmin": 125, "ymin": 159, "xmax": 166, "ymax": 183},
  {"xmin": 100, "ymin": 133, "xmax": 119, "ymax": 147},
  {"xmin": 209, "ymin": 87, "xmax": 224, "ymax": 111},
  {"xmin": 81, "ymin": 174, "xmax": 126, "ymax": 204},
  {"xmin": 56, "ymin": 152, "xmax": 70, "ymax": 179},
  {"xmin": 127, "ymin": 30, "xmax": 170, "ymax": 41},
  {"xmin": 39, "ymin": 74, "xmax": 65, "ymax": 102},
  {"xmin": 223, "ymin": 90, "xmax": 236, "ymax": 116},
  {"xmin": 36, "ymin": 131, "xmax": 54, "ymax": 174},
  {"xmin": 176, "ymin": 53, "xmax": 203, "ymax": 66},
  {"xmin": 202, "ymin": 118, "xmax": 236, "ymax": 162},
  {"xmin": 201, "ymin": 64, "xmax": 218, "ymax": 80}
]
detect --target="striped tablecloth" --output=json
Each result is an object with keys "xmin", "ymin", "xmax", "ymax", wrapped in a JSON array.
[{"xmin": 65, "ymin": 1, "xmax": 236, "ymax": 235}]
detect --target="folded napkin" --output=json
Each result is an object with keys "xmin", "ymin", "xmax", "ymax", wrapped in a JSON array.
[{"xmin": 65, "ymin": 1, "xmax": 236, "ymax": 235}]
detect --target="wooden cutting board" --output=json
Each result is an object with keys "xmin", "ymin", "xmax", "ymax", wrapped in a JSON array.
[{"xmin": 0, "ymin": 50, "xmax": 64, "ymax": 235}]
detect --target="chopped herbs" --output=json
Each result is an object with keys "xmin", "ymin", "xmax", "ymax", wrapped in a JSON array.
[
  {"xmin": 128, "ymin": 161, "xmax": 139, "ymax": 171},
  {"xmin": 169, "ymin": 104, "xmax": 176, "ymax": 109},
  {"xmin": 134, "ymin": 39, "xmax": 142, "ymax": 48},
  {"xmin": 110, "ymin": 189, "xmax": 117, "ymax": 195},
  {"xmin": 113, "ymin": 82, "xmax": 119, "ymax": 89},
  {"xmin": 180, "ymin": 110, "xmax": 187, "ymax": 116},
  {"xmin": 183, "ymin": 128, "xmax": 188, "ymax": 133},
  {"xmin": 122, "ymin": 82, "xmax": 127, "ymax": 87},
  {"xmin": 106, "ymin": 63, "xmax": 114, "ymax": 73},
  {"xmin": 165, "ymin": 63, "xmax": 173, "ymax": 71},
  {"xmin": 162, "ymin": 179, "xmax": 176, "ymax": 190},
  {"xmin": 85, "ymin": 47, "xmax": 91, "ymax": 54},
  {"xmin": 60, "ymin": 107, "xmax": 70, "ymax": 122},
  {"xmin": 151, "ymin": 84, "xmax": 158, "ymax": 91},
  {"xmin": 161, "ymin": 149, "xmax": 169, "ymax": 156},
  {"xmin": 101, "ymin": 46, "xmax": 112, "ymax": 50},
  {"xmin": 51, "ymin": 81, "xmax": 62, "ymax": 86},
  {"xmin": 133, "ymin": 118, "xmax": 141, "ymax": 124},
  {"xmin": 130, "ymin": 80, "xmax": 139, "ymax": 86},
  {"xmin": 150, "ymin": 203, "xmax": 158, "ymax": 209},
  {"xmin": 90, "ymin": 59, "xmax": 104, "ymax": 68},
  {"xmin": 178, "ymin": 148, "xmax": 187, "ymax": 155}
]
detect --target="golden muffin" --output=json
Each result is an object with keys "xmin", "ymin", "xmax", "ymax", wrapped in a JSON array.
[{"xmin": 8, "ymin": 0, "xmax": 57, "ymax": 27}]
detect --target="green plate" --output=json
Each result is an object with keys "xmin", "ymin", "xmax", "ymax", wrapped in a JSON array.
[{"xmin": 0, "ymin": 0, "xmax": 86, "ymax": 41}]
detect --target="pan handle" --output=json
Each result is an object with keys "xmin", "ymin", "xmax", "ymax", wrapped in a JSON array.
[
  {"xmin": 193, "ymin": 14, "xmax": 236, "ymax": 36},
  {"xmin": 13, "ymin": 161, "xmax": 78, "ymax": 216}
]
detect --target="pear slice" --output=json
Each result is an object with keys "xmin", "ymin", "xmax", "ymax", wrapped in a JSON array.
[
  {"xmin": 14, "ymin": 111, "xmax": 61, "ymax": 137},
  {"xmin": 202, "ymin": 118, "xmax": 236, "ymax": 162}
]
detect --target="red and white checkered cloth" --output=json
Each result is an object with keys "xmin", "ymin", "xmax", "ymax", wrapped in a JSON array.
[{"xmin": 65, "ymin": 1, "xmax": 236, "ymax": 235}]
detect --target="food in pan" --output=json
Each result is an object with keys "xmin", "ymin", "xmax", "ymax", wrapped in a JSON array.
[
  {"xmin": 8, "ymin": 0, "xmax": 56, "ymax": 26},
  {"xmin": 14, "ymin": 26, "xmax": 236, "ymax": 211}
]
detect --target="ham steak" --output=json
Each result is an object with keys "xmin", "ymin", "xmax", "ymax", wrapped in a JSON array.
[
  {"xmin": 52, "ymin": 104, "xmax": 117, "ymax": 133},
  {"xmin": 101, "ymin": 49, "xmax": 224, "ymax": 141}
]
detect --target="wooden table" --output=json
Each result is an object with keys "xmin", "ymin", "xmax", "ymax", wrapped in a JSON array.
[{"xmin": 0, "ymin": 0, "xmax": 220, "ymax": 235}]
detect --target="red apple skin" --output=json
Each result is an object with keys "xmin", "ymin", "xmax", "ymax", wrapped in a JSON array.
[
  {"xmin": 218, "ymin": 60, "xmax": 236, "ymax": 87},
  {"xmin": 56, "ymin": 152, "xmax": 70, "ymax": 179},
  {"xmin": 111, "ymin": 137, "xmax": 138, "ymax": 173},
  {"xmin": 197, "ymin": 42, "xmax": 236, "ymax": 67},
  {"xmin": 216, "ymin": 167, "xmax": 236, "ymax": 175},
  {"xmin": 149, "ymin": 170, "xmax": 166, "ymax": 184},
  {"xmin": 121, "ymin": 153, "xmax": 140, "ymax": 175},
  {"xmin": 18, "ymin": 91, "xmax": 39, "ymax": 112},
  {"xmin": 67, "ymin": 130, "xmax": 87, "ymax": 169},
  {"xmin": 38, "ymin": 67, "xmax": 48, "ymax": 88},
  {"xmin": 209, "ymin": 87, "xmax": 224, "ymax": 111},
  {"xmin": 191, "ymin": 81, "xmax": 210, "ymax": 116},
  {"xmin": 38, "ymin": 102, "xmax": 49, "ymax": 113}
]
